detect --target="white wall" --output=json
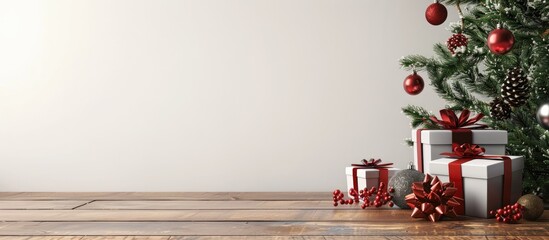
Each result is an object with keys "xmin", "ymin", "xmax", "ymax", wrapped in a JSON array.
[{"xmin": 0, "ymin": 0, "xmax": 452, "ymax": 191}]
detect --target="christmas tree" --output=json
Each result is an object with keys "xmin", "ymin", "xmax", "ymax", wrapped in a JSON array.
[{"xmin": 400, "ymin": 0, "xmax": 549, "ymax": 193}]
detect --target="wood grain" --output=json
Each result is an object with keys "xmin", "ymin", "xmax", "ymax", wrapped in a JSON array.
[
  {"xmin": 0, "ymin": 221, "xmax": 547, "ymax": 236},
  {"xmin": 0, "ymin": 209, "xmax": 410, "ymax": 222},
  {"xmin": 80, "ymin": 200, "xmax": 339, "ymax": 210},
  {"xmin": 3, "ymin": 209, "xmax": 547, "ymax": 222},
  {"xmin": 0, "ymin": 201, "xmax": 89, "ymax": 210},
  {"xmin": 0, "ymin": 192, "xmax": 329, "ymax": 201},
  {"xmin": 0, "ymin": 237, "xmax": 82, "ymax": 240},
  {"xmin": 1, "ymin": 237, "xmax": 548, "ymax": 240},
  {"xmin": 169, "ymin": 237, "xmax": 549, "ymax": 240},
  {"xmin": 0, "ymin": 192, "xmax": 546, "ymax": 239}
]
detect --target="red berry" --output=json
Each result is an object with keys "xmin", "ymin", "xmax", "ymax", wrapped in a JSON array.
[
  {"xmin": 349, "ymin": 199, "xmax": 354, "ymax": 204},
  {"xmin": 497, "ymin": 217, "xmax": 503, "ymax": 222},
  {"xmin": 361, "ymin": 204, "xmax": 366, "ymax": 209},
  {"xmin": 333, "ymin": 189, "xmax": 341, "ymax": 196},
  {"xmin": 339, "ymin": 200, "xmax": 345, "ymax": 204},
  {"xmin": 389, "ymin": 202, "xmax": 394, "ymax": 207},
  {"xmin": 504, "ymin": 218, "xmax": 511, "ymax": 223},
  {"xmin": 333, "ymin": 202, "xmax": 338, "ymax": 207}
]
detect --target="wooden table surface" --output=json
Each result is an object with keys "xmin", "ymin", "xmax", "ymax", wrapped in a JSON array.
[{"xmin": 0, "ymin": 192, "xmax": 546, "ymax": 240}]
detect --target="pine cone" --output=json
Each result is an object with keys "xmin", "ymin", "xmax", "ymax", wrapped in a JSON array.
[
  {"xmin": 501, "ymin": 67, "xmax": 530, "ymax": 107},
  {"xmin": 490, "ymin": 98, "xmax": 511, "ymax": 120},
  {"xmin": 446, "ymin": 33, "xmax": 468, "ymax": 55}
]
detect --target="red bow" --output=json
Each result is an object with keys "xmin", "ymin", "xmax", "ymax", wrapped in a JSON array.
[
  {"xmin": 405, "ymin": 174, "xmax": 461, "ymax": 222},
  {"xmin": 442, "ymin": 143, "xmax": 486, "ymax": 158},
  {"xmin": 351, "ymin": 158, "xmax": 393, "ymax": 168},
  {"xmin": 429, "ymin": 109, "xmax": 486, "ymax": 129}
]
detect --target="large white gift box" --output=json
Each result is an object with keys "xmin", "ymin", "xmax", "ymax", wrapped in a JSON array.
[
  {"xmin": 430, "ymin": 156, "xmax": 524, "ymax": 218},
  {"xmin": 412, "ymin": 129, "xmax": 507, "ymax": 173},
  {"xmin": 345, "ymin": 167, "xmax": 399, "ymax": 198}
]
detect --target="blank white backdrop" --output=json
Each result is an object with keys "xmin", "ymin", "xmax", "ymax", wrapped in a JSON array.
[{"xmin": 0, "ymin": 0, "xmax": 452, "ymax": 191}]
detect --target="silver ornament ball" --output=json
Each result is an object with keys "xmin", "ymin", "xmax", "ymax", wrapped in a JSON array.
[
  {"xmin": 388, "ymin": 169, "xmax": 425, "ymax": 209},
  {"xmin": 537, "ymin": 102, "xmax": 549, "ymax": 130}
]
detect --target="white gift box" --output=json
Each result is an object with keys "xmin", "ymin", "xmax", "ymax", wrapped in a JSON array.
[
  {"xmin": 430, "ymin": 156, "xmax": 524, "ymax": 218},
  {"xmin": 412, "ymin": 129, "xmax": 508, "ymax": 173},
  {"xmin": 345, "ymin": 167, "xmax": 399, "ymax": 198}
]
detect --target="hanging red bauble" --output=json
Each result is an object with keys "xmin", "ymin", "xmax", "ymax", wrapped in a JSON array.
[
  {"xmin": 487, "ymin": 24, "xmax": 515, "ymax": 55},
  {"xmin": 425, "ymin": 1, "xmax": 448, "ymax": 26},
  {"xmin": 403, "ymin": 71, "xmax": 424, "ymax": 95}
]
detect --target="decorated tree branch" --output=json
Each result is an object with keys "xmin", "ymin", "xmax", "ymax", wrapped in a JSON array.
[{"xmin": 401, "ymin": 1, "xmax": 549, "ymax": 193}]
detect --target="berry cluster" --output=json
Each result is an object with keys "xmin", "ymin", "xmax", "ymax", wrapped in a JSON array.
[
  {"xmin": 332, "ymin": 182, "xmax": 394, "ymax": 209},
  {"xmin": 489, "ymin": 203, "xmax": 525, "ymax": 224},
  {"xmin": 446, "ymin": 33, "xmax": 468, "ymax": 55}
]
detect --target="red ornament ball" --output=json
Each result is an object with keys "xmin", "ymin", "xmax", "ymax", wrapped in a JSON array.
[
  {"xmin": 403, "ymin": 71, "xmax": 424, "ymax": 95},
  {"xmin": 447, "ymin": 33, "xmax": 468, "ymax": 55},
  {"xmin": 425, "ymin": 2, "xmax": 448, "ymax": 26},
  {"xmin": 487, "ymin": 25, "xmax": 515, "ymax": 55}
]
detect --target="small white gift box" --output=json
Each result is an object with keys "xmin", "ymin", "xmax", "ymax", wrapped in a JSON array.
[
  {"xmin": 430, "ymin": 156, "xmax": 524, "ymax": 218},
  {"xmin": 345, "ymin": 167, "xmax": 399, "ymax": 198},
  {"xmin": 412, "ymin": 129, "xmax": 507, "ymax": 173}
]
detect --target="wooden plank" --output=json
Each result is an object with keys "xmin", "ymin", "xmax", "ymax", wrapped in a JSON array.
[
  {"xmin": 0, "ymin": 238, "xmax": 166, "ymax": 240},
  {"xmin": 0, "ymin": 201, "xmax": 89, "ymax": 210},
  {"xmin": 82, "ymin": 237, "xmax": 171, "ymax": 240},
  {"xmin": 0, "ymin": 209, "xmax": 546, "ymax": 222},
  {"xmin": 486, "ymin": 237, "xmax": 549, "ymax": 240},
  {"xmin": 0, "ymin": 237, "xmax": 82, "ymax": 240},
  {"xmin": 0, "ymin": 192, "xmax": 232, "ymax": 201},
  {"xmin": 80, "ymin": 200, "xmax": 338, "ymax": 210},
  {"xmin": 0, "ymin": 209, "xmax": 399, "ymax": 222},
  {"xmin": 0, "ymin": 221, "xmax": 546, "ymax": 236},
  {"xmin": 0, "ymin": 192, "xmax": 329, "ymax": 201},
  {"xmin": 0, "ymin": 236, "xmax": 524, "ymax": 240},
  {"xmin": 2, "ymin": 236, "xmax": 547, "ymax": 240},
  {"xmin": 0, "ymin": 238, "xmax": 169, "ymax": 240},
  {"xmin": 169, "ymin": 237, "xmax": 492, "ymax": 240}
]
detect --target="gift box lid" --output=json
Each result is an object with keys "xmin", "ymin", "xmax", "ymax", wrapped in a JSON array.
[
  {"xmin": 429, "ymin": 156, "xmax": 524, "ymax": 179},
  {"xmin": 411, "ymin": 129, "xmax": 508, "ymax": 145},
  {"xmin": 345, "ymin": 167, "xmax": 399, "ymax": 178}
]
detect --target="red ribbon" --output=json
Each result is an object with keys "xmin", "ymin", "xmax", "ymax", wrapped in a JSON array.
[
  {"xmin": 351, "ymin": 159, "xmax": 393, "ymax": 193},
  {"xmin": 415, "ymin": 109, "xmax": 485, "ymax": 173},
  {"xmin": 416, "ymin": 129, "xmax": 425, "ymax": 173},
  {"xmin": 430, "ymin": 109, "xmax": 486, "ymax": 130},
  {"xmin": 441, "ymin": 143, "xmax": 512, "ymax": 215}
]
